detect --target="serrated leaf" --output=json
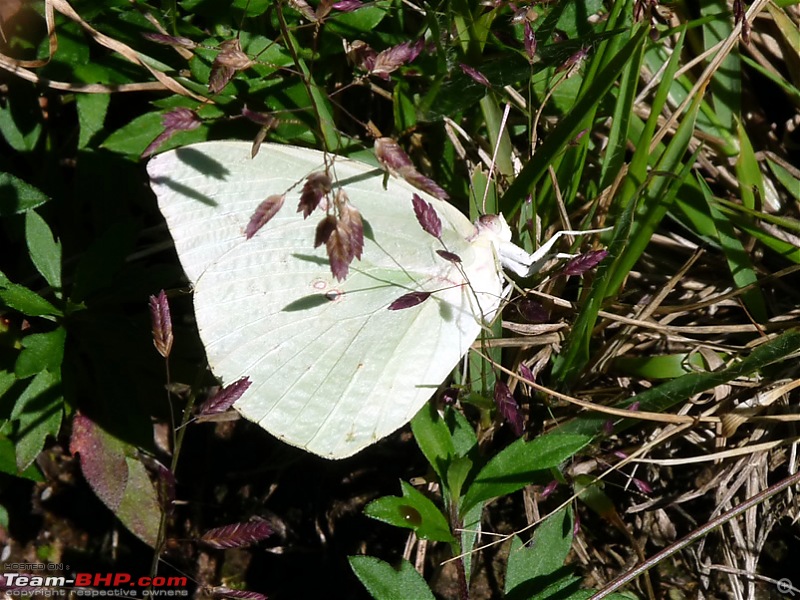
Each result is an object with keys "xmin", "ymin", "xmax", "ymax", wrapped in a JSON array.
[
  {"xmin": 25, "ymin": 211, "xmax": 62, "ymax": 290},
  {"xmin": 349, "ymin": 556, "xmax": 436, "ymax": 600},
  {"xmin": 0, "ymin": 173, "xmax": 51, "ymax": 216},
  {"xmin": 0, "ymin": 271, "xmax": 61, "ymax": 317},
  {"xmin": 11, "ymin": 369, "xmax": 63, "ymax": 472},
  {"xmin": 462, "ymin": 433, "xmax": 592, "ymax": 512},
  {"xmin": 505, "ymin": 507, "xmax": 574, "ymax": 598},
  {"xmin": 76, "ymin": 91, "xmax": 110, "ymax": 149},
  {"xmin": 14, "ymin": 328, "xmax": 66, "ymax": 379}
]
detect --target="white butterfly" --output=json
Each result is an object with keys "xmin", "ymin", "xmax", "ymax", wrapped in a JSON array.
[{"xmin": 148, "ymin": 141, "xmax": 601, "ymax": 458}]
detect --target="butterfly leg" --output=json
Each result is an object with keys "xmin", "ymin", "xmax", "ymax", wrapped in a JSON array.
[{"xmin": 498, "ymin": 227, "xmax": 611, "ymax": 277}]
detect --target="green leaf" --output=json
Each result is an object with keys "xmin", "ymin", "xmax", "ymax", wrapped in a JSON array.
[
  {"xmin": 327, "ymin": 2, "xmax": 389, "ymax": 35},
  {"xmin": 766, "ymin": 157, "xmax": 800, "ymax": 201},
  {"xmin": 0, "ymin": 271, "xmax": 61, "ymax": 317},
  {"xmin": 76, "ymin": 92, "xmax": 110, "ymax": 149},
  {"xmin": 11, "ymin": 369, "xmax": 64, "ymax": 472},
  {"xmin": 0, "ymin": 435, "xmax": 19, "ymax": 476},
  {"xmin": 0, "ymin": 172, "xmax": 51, "ymax": 216},
  {"xmin": 459, "ymin": 498, "xmax": 483, "ymax": 577},
  {"xmin": 447, "ymin": 406, "xmax": 479, "ymax": 456},
  {"xmin": 612, "ymin": 352, "xmax": 713, "ymax": 380},
  {"xmin": 735, "ymin": 120, "xmax": 764, "ymax": 210},
  {"xmin": 446, "ymin": 456, "xmax": 472, "ymax": 503},
  {"xmin": 364, "ymin": 480, "xmax": 454, "ymax": 542},
  {"xmin": 14, "ymin": 327, "xmax": 66, "ymax": 379},
  {"xmin": 411, "ymin": 402, "xmax": 455, "ymax": 482},
  {"xmin": 0, "ymin": 89, "xmax": 43, "ymax": 152},
  {"xmin": 25, "ymin": 210, "xmax": 62, "ymax": 290},
  {"xmin": 102, "ymin": 112, "xmax": 204, "ymax": 156},
  {"xmin": 349, "ymin": 556, "xmax": 436, "ymax": 600},
  {"xmin": 462, "ymin": 434, "xmax": 592, "ymax": 512},
  {"xmin": 505, "ymin": 508, "xmax": 579, "ymax": 600}
]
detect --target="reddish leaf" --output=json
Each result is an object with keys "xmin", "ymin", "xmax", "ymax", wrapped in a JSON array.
[
  {"xmin": 142, "ymin": 32, "xmax": 198, "ymax": 49},
  {"xmin": 332, "ymin": 0, "xmax": 363, "ymax": 11},
  {"xmin": 494, "ymin": 380, "xmax": 523, "ymax": 437},
  {"xmin": 374, "ymin": 136, "xmax": 415, "ymax": 174},
  {"xmin": 325, "ymin": 220, "xmax": 356, "ymax": 281},
  {"xmin": 518, "ymin": 363, "xmax": 534, "ymax": 384},
  {"xmin": 516, "ymin": 298, "xmax": 549, "ymax": 323},
  {"xmin": 436, "ymin": 249, "xmax": 461, "ymax": 263},
  {"xmin": 70, "ymin": 414, "xmax": 161, "ymax": 545},
  {"xmin": 70, "ymin": 413, "xmax": 128, "ymax": 510},
  {"xmin": 162, "ymin": 107, "xmax": 202, "ymax": 131},
  {"xmin": 200, "ymin": 519, "xmax": 272, "ymax": 549},
  {"xmin": 540, "ymin": 480, "xmax": 559, "ymax": 499},
  {"xmin": 299, "ymin": 172, "xmax": 332, "ymax": 217},
  {"xmin": 557, "ymin": 46, "xmax": 589, "ymax": 74},
  {"xmin": 314, "ymin": 0, "xmax": 336, "ymax": 19},
  {"xmin": 143, "ymin": 108, "xmax": 201, "ymax": 157},
  {"xmin": 200, "ymin": 377, "xmax": 252, "ymax": 416},
  {"xmin": 287, "ymin": 0, "xmax": 318, "ymax": 21},
  {"xmin": 412, "ymin": 193, "xmax": 442, "ymax": 240},
  {"xmin": 210, "ymin": 588, "xmax": 268, "ymax": 600},
  {"xmin": 148, "ymin": 290, "xmax": 173, "ymax": 358},
  {"xmin": 317, "ymin": 200, "xmax": 365, "ymax": 281},
  {"xmin": 403, "ymin": 171, "xmax": 449, "ymax": 201},
  {"xmin": 388, "ymin": 291, "xmax": 431, "ymax": 310},
  {"xmin": 245, "ymin": 194, "xmax": 285, "ymax": 239},
  {"xmin": 338, "ymin": 197, "xmax": 364, "ymax": 261},
  {"xmin": 370, "ymin": 39, "xmax": 423, "ymax": 79},
  {"xmin": 314, "ymin": 214, "xmax": 337, "ymax": 249},
  {"xmin": 459, "ymin": 63, "xmax": 490, "ymax": 87},
  {"xmin": 632, "ymin": 478, "xmax": 652, "ymax": 495},
  {"xmin": 523, "ymin": 21, "xmax": 537, "ymax": 63},
  {"xmin": 563, "ymin": 249, "xmax": 608, "ymax": 276},
  {"xmin": 374, "ymin": 138, "xmax": 449, "ymax": 200},
  {"xmin": 209, "ymin": 39, "xmax": 254, "ymax": 94},
  {"xmin": 241, "ymin": 105, "xmax": 279, "ymax": 128},
  {"xmin": 345, "ymin": 40, "xmax": 378, "ymax": 73}
]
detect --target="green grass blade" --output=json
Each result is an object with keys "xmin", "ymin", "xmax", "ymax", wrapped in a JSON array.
[
  {"xmin": 698, "ymin": 174, "xmax": 768, "ymax": 321},
  {"xmin": 501, "ymin": 27, "xmax": 649, "ymax": 215}
]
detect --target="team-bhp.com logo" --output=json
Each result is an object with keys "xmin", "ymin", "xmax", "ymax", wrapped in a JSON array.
[{"xmin": 3, "ymin": 572, "xmax": 188, "ymax": 596}]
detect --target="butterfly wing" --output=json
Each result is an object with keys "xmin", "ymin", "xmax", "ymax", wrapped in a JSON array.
[{"xmin": 148, "ymin": 141, "xmax": 503, "ymax": 458}]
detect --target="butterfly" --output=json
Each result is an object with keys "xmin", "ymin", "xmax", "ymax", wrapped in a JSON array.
[{"xmin": 148, "ymin": 141, "xmax": 602, "ymax": 458}]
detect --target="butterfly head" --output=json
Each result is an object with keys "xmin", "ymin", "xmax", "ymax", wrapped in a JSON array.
[{"xmin": 474, "ymin": 214, "xmax": 512, "ymax": 244}]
